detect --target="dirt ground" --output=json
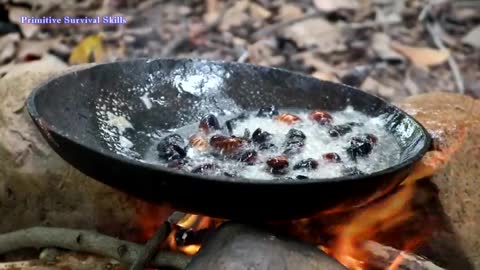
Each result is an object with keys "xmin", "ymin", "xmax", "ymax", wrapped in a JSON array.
[{"xmin": 0, "ymin": 0, "xmax": 479, "ymax": 101}]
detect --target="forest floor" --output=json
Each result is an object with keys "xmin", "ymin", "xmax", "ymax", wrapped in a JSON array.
[{"xmin": 1, "ymin": 0, "xmax": 479, "ymax": 100}]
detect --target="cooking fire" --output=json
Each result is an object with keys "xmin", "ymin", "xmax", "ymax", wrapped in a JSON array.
[{"xmin": 135, "ymin": 173, "xmax": 444, "ymax": 270}]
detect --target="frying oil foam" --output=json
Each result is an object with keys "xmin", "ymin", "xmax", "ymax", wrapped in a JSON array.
[{"xmin": 144, "ymin": 107, "xmax": 402, "ymax": 181}]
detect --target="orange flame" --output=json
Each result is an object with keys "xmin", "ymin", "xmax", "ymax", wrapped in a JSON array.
[{"xmin": 323, "ymin": 183, "xmax": 416, "ymax": 269}]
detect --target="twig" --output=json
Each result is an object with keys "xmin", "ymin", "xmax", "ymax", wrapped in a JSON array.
[
  {"xmin": 425, "ymin": 23, "xmax": 465, "ymax": 94},
  {"xmin": 237, "ymin": 50, "xmax": 249, "ymax": 63},
  {"xmin": 345, "ymin": 18, "xmax": 401, "ymax": 29},
  {"xmin": 251, "ymin": 11, "xmax": 324, "ymax": 40},
  {"xmin": 161, "ymin": 4, "xmax": 230, "ymax": 57},
  {"xmin": 129, "ymin": 222, "xmax": 171, "ymax": 270},
  {"xmin": 418, "ymin": 0, "xmax": 433, "ymax": 22},
  {"xmin": 0, "ymin": 227, "xmax": 191, "ymax": 270}
]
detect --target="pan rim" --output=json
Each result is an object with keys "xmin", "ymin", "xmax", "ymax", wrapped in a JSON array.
[{"xmin": 26, "ymin": 57, "xmax": 432, "ymax": 186}]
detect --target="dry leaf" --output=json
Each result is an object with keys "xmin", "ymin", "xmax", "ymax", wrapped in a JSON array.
[
  {"xmin": 8, "ymin": 7, "xmax": 39, "ymax": 38},
  {"xmin": 0, "ymin": 33, "xmax": 20, "ymax": 64},
  {"xmin": 462, "ymin": 25, "xmax": 480, "ymax": 49},
  {"xmin": 248, "ymin": 39, "xmax": 285, "ymax": 66},
  {"xmin": 361, "ymin": 77, "xmax": 396, "ymax": 98},
  {"xmin": 277, "ymin": 4, "xmax": 304, "ymax": 20},
  {"xmin": 311, "ymin": 71, "xmax": 338, "ymax": 82},
  {"xmin": 313, "ymin": 0, "xmax": 360, "ymax": 12},
  {"xmin": 203, "ymin": 0, "xmax": 221, "ymax": 24},
  {"xmin": 295, "ymin": 52, "xmax": 339, "ymax": 75},
  {"xmin": 390, "ymin": 41, "xmax": 450, "ymax": 68},
  {"xmin": 249, "ymin": 2, "xmax": 271, "ymax": 19},
  {"xmin": 281, "ymin": 18, "xmax": 344, "ymax": 53},
  {"xmin": 68, "ymin": 35, "xmax": 106, "ymax": 65},
  {"xmin": 371, "ymin": 33, "xmax": 404, "ymax": 62},
  {"xmin": 219, "ymin": 0, "xmax": 250, "ymax": 31}
]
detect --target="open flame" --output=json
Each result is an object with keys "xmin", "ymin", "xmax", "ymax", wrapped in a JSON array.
[
  {"xmin": 134, "ymin": 133, "xmax": 463, "ymax": 269},
  {"xmin": 322, "ymin": 183, "xmax": 417, "ymax": 270}
]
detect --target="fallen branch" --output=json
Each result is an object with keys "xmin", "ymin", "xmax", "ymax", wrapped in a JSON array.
[
  {"xmin": 129, "ymin": 222, "xmax": 171, "ymax": 270},
  {"xmin": 0, "ymin": 227, "xmax": 191, "ymax": 270},
  {"xmin": 364, "ymin": 241, "xmax": 446, "ymax": 270},
  {"xmin": 237, "ymin": 50, "xmax": 249, "ymax": 63}
]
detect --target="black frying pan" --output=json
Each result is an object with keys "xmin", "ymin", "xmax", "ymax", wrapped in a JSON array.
[{"xmin": 26, "ymin": 58, "xmax": 431, "ymax": 221}]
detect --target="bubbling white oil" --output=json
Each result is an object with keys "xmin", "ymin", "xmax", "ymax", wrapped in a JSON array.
[{"xmin": 144, "ymin": 107, "xmax": 402, "ymax": 181}]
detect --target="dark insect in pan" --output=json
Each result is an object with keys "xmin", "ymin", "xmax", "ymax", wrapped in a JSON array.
[
  {"xmin": 251, "ymin": 128, "xmax": 273, "ymax": 144},
  {"xmin": 199, "ymin": 114, "xmax": 221, "ymax": 133},
  {"xmin": 157, "ymin": 134, "xmax": 187, "ymax": 161},
  {"xmin": 283, "ymin": 129, "xmax": 306, "ymax": 156},
  {"xmin": 293, "ymin": 158, "xmax": 319, "ymax": 170},
  {"xmin": 365, "ymin": 133, "xmax": 378, "ymax": 145},
  {"xmin": 238, "ymin": 149, "xmax": 258, "ymax": 165},
  {"xmin": 259, "ymin": 142, "xmax": 277, "ymax": 151},
  {"xmin": 257, "ymin": 105, "xmax": 279, "ymax": 118},
  {"xmin": 328, "ymin": 124, "xmax": 353, "ymax": 137},
  {"xmin": 346, "ymin": 135, "xmax": 375, "ymax": 161}
]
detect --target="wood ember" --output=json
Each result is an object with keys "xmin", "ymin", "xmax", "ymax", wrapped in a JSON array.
[{"xmin": 186, "ymin": 222, "xmax": 347, "ymax": 270}]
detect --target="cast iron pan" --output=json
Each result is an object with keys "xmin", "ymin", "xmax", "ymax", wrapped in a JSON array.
[{"xmin": 27, "ymin": 58, "xmax": 431, "ymax": 221}]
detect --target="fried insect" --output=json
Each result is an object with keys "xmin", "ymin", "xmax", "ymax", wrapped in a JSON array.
[
  {"xmin": 267, "ymin": 156, "xmax": 289, "ymax": 175},
  {"xmin": 275, "ymin": 113, "xmax": 301, "ymax": 124},
  {"xmin": 322, "ymin": 152, "xmax": 342, "ymax": 163},
  {"xmin": 209, "ymin": 135, "xmax": 247, "ymax": 154},
  {"xmin": 189, "ymin": 134, "xmax": 209, "ymax": 151},
  {"xmin": 309, "ymin": 110, "xmax": 333, "ymax": 125}
]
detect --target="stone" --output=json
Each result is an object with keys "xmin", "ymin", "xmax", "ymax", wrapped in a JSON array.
[
  {"xmin": 0, "ymin": 60, "xmax": 170, "ymax": 241},
  {"xmin": 186, "ymin": 223, "xmax": 346, "ymax": 270},
  {"xmin": 396, "ymin": 92, "xmax": 480, "ymax": 269}
]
